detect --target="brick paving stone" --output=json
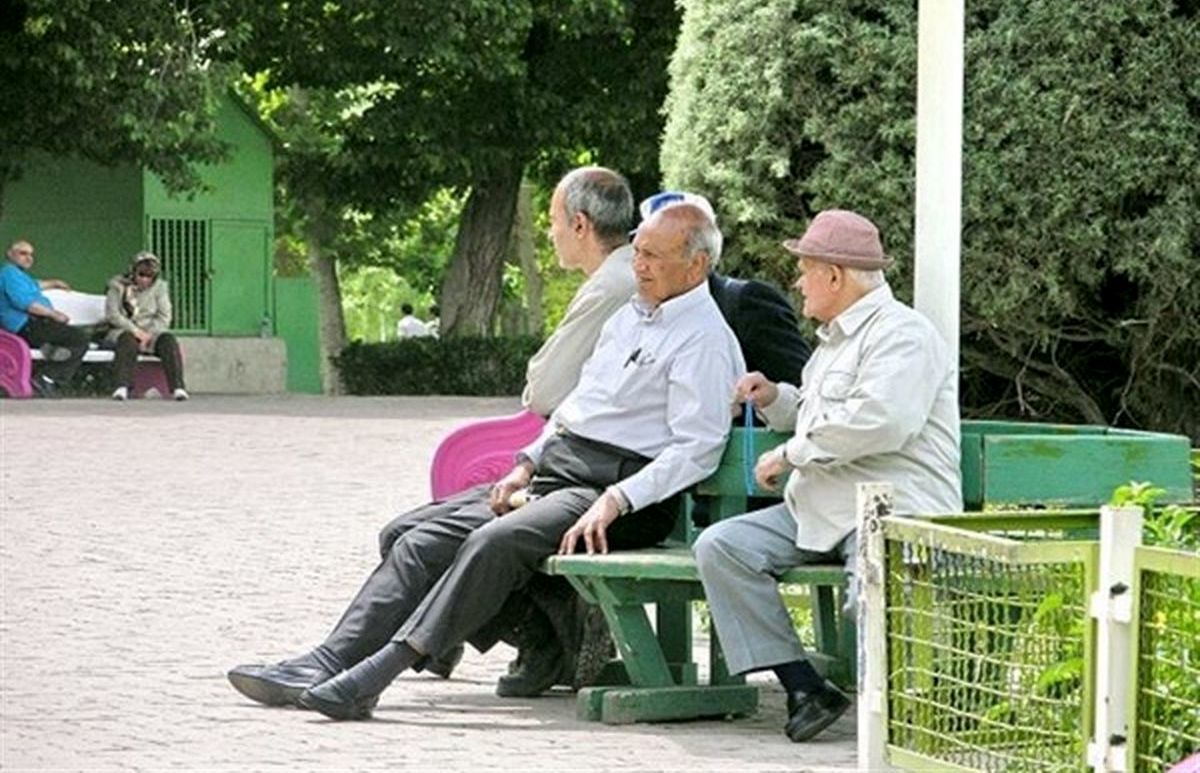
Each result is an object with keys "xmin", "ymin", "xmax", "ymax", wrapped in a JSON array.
[{"xmin": 1, "ymin": 396, "xmax": 857, "ymax": 772}]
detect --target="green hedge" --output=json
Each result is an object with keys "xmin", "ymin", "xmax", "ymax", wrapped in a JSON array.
[{"xmin": 334, "ymin": 336, "xmax": 542, "ymax": 396}]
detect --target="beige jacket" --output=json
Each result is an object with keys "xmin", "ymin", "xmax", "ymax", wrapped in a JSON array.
[
  {"xmin": 521, "ymin": 244, "xmax": 637, "ymax": 416},
  {"xmin": 103, "ymin": 275, "xmax": 173, "ymax": 345}
]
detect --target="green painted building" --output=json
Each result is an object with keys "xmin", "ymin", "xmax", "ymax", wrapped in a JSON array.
[{"xmin": 0, "ymin": 92, "xmax": 321, "ymax": 392}]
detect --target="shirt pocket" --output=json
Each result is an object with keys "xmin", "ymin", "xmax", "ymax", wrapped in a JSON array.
[{"xmin": 819, "ymin": 369, "xmax": 855, "ymax": 401}]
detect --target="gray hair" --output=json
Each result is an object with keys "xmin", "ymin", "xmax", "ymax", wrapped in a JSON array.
[
  {"xmin": 558, "ymin": 166, "xmax": 634, "ymax": 246},
  {"xmin": 648, "ymin": 197, "xmax": 723, "ymax": 266},
  {"xmin": 843, "ymin": 266, "xmax": 885, "ymax": 290},
  {"xmin": 655, "ymin": 203, "xmax": 723, "ymax": 267}
]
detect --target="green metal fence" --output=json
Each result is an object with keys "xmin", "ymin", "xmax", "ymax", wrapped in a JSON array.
[
  {"xmin": 881, "ymin": 517, "xmax": 1097, "ymax": 772},
  {"xmin": 1129, "ymin": 546, "xmax": 1200, "ymax": 772}
]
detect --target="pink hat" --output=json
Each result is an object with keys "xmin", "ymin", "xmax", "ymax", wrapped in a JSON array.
[{"xmin": 782, "ymin": 210, "xmax": 892, "ymax": 270}]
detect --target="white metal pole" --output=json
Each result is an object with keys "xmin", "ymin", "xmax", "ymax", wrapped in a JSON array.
[
  {"xmin": 913, "ymin": 0, "xmax": 965, "ymax": 364},
  {"xmin": 1088, "ymin": 505, "xmax": 1144, "ymax": 771},
  {"xmin": 857, "ymin": 481, "xmax": 895, "ymax": 771}
]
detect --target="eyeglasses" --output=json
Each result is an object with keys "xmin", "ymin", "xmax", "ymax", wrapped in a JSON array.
[
  {"xmin": 13, "ymin": 249, "xmax": 32, "ymax": 256},
  {"xmin": 136, "ymin": 270, "xmax": 157, "ymax": 279}
]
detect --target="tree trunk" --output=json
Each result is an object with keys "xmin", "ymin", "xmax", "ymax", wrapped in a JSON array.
[
  {"xmin": 303, "ymin": 195, "xmax": 347, "ymax": 394},
  {"xmin": 514, "ymin": 180, "xmax": 544, "ymax": 337},
  {"xmin": 439, "ymin": 162, "xmax": 524, "ymax": 337}
]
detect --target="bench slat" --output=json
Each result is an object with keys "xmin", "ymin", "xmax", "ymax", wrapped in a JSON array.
[{"xmin": 542, "ymin": 547, "xmax": 845, "ymax": 585}]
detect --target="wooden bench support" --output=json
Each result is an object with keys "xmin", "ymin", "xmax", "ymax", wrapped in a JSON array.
[
  {"xmin": 545, "ymin": 545, "xmax": 852, "ymax": 724},
  {"xmin": 579, "ymin": 684, "xmax": 759, "ymax": 724}
]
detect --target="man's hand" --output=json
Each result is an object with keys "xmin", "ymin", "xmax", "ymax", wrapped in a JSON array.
[
  {"xmin": 754, "ymin": 448, "xmax": 789, "ymax": 491},
  {"xmin": 42, "ymin": 279, "xmax": 71, "ymax": 291},
  {"xmin": 50, "ymin": 309, "xmax": 70, "ymax": 324},
  {"xmin": 735, "ymin": 372, "xmax": 779, "ymax": 410},
  {"xmin": 489, "ymin": 462, "xmax": 534, "ymax": 515},
  {"xmin": 558, "ymin": 492, "xmax": 622, "ymax": 555}
]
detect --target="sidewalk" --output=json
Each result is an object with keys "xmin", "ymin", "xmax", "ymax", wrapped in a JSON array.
[{"xmin": 0, "ymin": 396, "xmax": 856, "ymax": 772}]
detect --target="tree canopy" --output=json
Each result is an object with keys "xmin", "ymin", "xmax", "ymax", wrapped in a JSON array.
[
  {"xmin": 663, "ymin": 0, "xmax": 1200, "ymax": 441},
  {"xmin": 0, "ymin": 0, "xmax": 236, "ymax": 207}
]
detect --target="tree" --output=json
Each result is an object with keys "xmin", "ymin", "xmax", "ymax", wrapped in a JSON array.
[
  {"xmin": 236, "ymin": 0, "xmax": 678, "ymax": 390},
  {"xmin": 0, "ymin": 0, "xmax": 236, "ymax": 214},
  {"xmin": 330, "ymin": 0, "xmax": 681, "ymax": 336},
  {"xmin": 662, "ymin": 0, "xmax": 1200, "ymax": 441}
]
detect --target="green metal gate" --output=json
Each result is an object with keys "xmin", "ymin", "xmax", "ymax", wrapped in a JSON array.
[{"xmin": 149, "ymin": 217, "xmax": 210, "ymax": 333}]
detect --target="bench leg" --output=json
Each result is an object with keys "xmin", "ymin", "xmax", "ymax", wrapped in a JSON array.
[{"xmin": 656, "ymin": 601, "xmax": 697, "ymax": 686}]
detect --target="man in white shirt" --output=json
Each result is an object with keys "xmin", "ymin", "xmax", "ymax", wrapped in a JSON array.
[
  {"xmin": 694, "ymin": 209, "xmax": 962, "ymax": 743},
  {"xmin": 396, "ymin": 304, "xmax": 431, "ymax": 338},
  {"xmin": 229, "ymin": 203, "xmax": 745, "ymax": 720}
]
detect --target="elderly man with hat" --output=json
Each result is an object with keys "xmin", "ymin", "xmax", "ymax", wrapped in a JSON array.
[{"xmin": 693, "ymin": 209, "xmax": 962, "ymax": 742}]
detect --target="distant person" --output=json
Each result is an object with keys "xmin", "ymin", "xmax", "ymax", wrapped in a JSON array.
[
  {"xmin": 396, "ymin": 304, "xmax": 431, "ymax": 339},
  {"xmin": 0, "ymin": 239, "xmax": 88, "ymax": 397},
  {"xmin": 426, "ymin": 305, "xmax": 441, "ymax": 338},
  {"xmin": 104, "ymin": 251, "xmax": 188, "ymax": 401}
]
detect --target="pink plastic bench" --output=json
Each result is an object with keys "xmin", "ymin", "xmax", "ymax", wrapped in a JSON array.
[
  {"xmin": 429, "ymin": 410, "xmax": 547, "ymax": 499},
  {"xmin": 0, "ymin": 328, "xmax": 172, "ymax": 399}
]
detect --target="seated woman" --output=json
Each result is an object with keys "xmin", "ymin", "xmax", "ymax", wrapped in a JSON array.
[{"xmin": 104, "ymin": 251, "xmax": 188, "ymax": 401}]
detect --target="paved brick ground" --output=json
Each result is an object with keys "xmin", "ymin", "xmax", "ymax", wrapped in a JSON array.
[{"xmin": 0, "ymin": 396, "xmax": 856, "ymax": 772}]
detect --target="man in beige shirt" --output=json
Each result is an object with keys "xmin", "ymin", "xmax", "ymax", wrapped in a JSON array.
[{"xmin": 522, "ymin": 167, "xmax": 637, "ymax": 416}]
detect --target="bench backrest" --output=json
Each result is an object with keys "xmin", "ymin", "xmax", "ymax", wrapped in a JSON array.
[{"xmin": 43, "ymin": 290, "xmax": 106, "ymax": 327}]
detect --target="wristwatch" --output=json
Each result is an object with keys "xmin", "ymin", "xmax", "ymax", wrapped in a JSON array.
[{"xmin": 606, "ymin": 485, "xmax": 633, "ymax": 517}]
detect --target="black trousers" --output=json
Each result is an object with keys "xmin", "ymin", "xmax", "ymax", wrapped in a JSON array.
[
  {"xmin": 113, "ymin": 331, "xmax": 185, "ymax": 391},
  {"xmin": 320, "ymin": 432, "xmax": 677, "ymax": 668},
  {"xmin": 19, "ymin": 316, "xmax": 89, "ymax": 383}
]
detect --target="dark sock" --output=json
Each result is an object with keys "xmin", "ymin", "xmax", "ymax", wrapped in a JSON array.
[
  {"xmin": 772, "ymin": 659, "xmax": 826, "ymax": 695},
  {"xmin": 345, "ymin": 641, "xmax": 421, "ymax": 695}
]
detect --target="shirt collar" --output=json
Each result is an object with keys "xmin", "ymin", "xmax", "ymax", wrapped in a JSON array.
[
  {"xmin": 631, "ymin": 279, "xmax": 712, "ymax": 323},
  {"xmin": 817, "ymin": 284, "xmax": 893, "ymax": 342}
]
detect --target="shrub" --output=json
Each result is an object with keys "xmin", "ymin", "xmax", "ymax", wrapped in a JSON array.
[
  {"xmin": 663, "ymin": 0, "xmax": 1200, "ymax": 442},
  {"xmin": 334, "ymin": 336, "xmax": 542, "ymax": 396}
]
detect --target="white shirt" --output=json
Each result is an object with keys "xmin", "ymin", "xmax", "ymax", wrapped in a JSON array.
[
  {"xmin": 759, "ymin": 284, "xmax": 962, "ymax": 551},
  {"xmin": 522, "ymin": 245, "xmax": 636, "ymax": 416},
  {"xmin": 522, "ymin": 281, "xmax": 746, "ymax": 511},
  {"xmin": 397, "ymin": 315, "xmax": 431, "ymax": 339}
]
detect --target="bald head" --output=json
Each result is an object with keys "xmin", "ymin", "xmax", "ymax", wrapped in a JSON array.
[{"xmin": 631, "ymin": 204, "xmax": 718, "ymax": 306}]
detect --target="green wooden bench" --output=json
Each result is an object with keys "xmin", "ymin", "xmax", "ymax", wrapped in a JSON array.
[{"xmin": 540, "ymin": 420, "xmax": 1193, "ymax": 725}]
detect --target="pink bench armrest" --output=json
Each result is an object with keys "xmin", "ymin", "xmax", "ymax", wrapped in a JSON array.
[
  {"xmin": 429, "ymin": 410, "xmax": 548, "ymax": 499},
  {"xmin": 0, "ymin": 330, "xmax": 33, "ymax": 398}
]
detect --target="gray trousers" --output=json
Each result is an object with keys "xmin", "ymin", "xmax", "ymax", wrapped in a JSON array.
[
  {"xmin": 321, "ymin": 432, "xmax": 676, "ymax": 668},
  {"xmin": 692, "ymin": 503, "xmax": 856, "ymax": 676}
]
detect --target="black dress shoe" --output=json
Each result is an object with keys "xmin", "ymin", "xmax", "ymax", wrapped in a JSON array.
[
  {"xmin": 299, "ymin": 670, "xmax": 381, "ymax": 720},
  {"xmin": 425, "ymin": 644, "xmax": 463, "ymax": 679},
  {"xmin": 227, "ymin": 660, "xmax": 334, "ymax": 707},
  {"xmin": 495, "ymin": 640, "xmax": 573, "ymax": 698},
  {"xmin": 785, "ymin": 681, "xmax": 852, "ymax": 742},
  {"xmin": 30, "ymin": 374, "xmax": 60, "ymax": 399}
]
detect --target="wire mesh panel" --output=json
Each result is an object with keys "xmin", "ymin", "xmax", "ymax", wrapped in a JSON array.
[
  {"xmin": 149, "ymin": 218, "xmax": 209, "ymax": 333},
  {"xmin": 1132, "ymin": 547, "xmax": 1200, "ymax": 772},
  {"xmin": 882, "ymin": 519, "xmax": 1095, "ymax": 772}
]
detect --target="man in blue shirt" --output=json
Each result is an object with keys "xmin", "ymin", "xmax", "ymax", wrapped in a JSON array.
[{"xmin": 0, "ymin": 240, "xmax": 89, "ymax": 396}]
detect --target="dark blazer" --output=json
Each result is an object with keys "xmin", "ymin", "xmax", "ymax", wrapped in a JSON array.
[{"xmin": 708, "ymin": 272, "xmax": 811, "ymax": 385}]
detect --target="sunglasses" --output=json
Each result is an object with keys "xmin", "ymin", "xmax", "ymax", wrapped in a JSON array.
[{"xmin": 136, "ymin": 270, "xmax": 158, "ymax": 279}]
